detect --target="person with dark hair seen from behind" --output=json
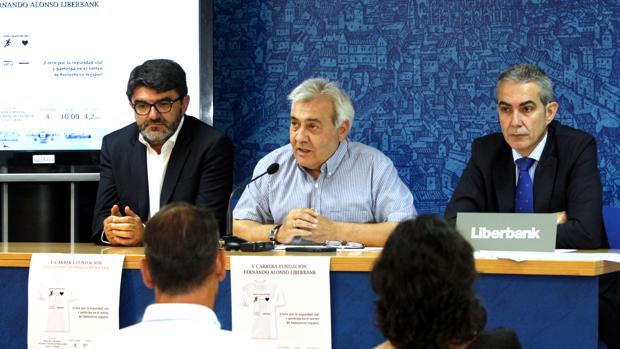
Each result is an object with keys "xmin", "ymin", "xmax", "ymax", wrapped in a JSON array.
[
  {"xmin": 89, "ymin": 202, "xmax": 257, "ymax": 348},
  {"xmin": 91, "ymin": 59, "xmax": 233, "ymax": 246},
  {"xmin": 371, "ymin": 215, "xmax": 522, "ymax": 349}
]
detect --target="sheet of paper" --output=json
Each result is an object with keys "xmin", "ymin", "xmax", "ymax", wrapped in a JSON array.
[
  {"xmin": 27, "ymin": 253, "xmax": 124, "ymax": 349},
  {"xmin": 231, "ymin": 256, "xmax": 331, "ymax": 349},
  {"xmin": 274, "ymin": 244, "xmax": 382, "ymax": 252},
  {"xmin": 475, "ymin": 250, "xmax": 620, "ymax": 263}
]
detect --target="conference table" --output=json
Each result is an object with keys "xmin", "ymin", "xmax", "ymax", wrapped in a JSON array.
[{"xmin": 1, "ymin": 243, "xmax": 619, "ymax": 348}]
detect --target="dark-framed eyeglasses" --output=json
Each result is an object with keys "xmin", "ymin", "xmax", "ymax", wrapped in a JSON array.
[{"xmin": 131, "ymin": 96, "xmax": 183, "ymax": 115}]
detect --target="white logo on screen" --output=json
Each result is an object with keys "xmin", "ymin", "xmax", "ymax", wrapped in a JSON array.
[{"xmin": 32, "ymin": 154, "xmax": 55, "ymax": 164}]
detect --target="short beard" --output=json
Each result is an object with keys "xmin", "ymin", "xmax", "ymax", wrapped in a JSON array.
[
  {"xmin": 139, "ymin": 117, "xmax": 181, "ymax": 146},
  {"xmin": 141, "ymin": 127, "xmax": 174, "ymax": 145}
]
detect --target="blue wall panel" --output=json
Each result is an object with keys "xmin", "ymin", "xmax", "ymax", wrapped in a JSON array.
[{"xmin": 213, "ymin": 0, "xmax": 620, "ymax": 214}]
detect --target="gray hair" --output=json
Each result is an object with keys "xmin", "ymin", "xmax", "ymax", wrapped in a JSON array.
[
  {"xmin": 288, "ymin": 77, "xmax": 355, "ymax": 128},
  {"xmin": 497, "ymin": 64, "xmax": 554, "ymax": 106}
]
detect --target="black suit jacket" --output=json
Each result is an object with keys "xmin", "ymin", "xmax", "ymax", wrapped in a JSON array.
[
  {"xmin": 469, "ymin": 328, "xmax": 522, "ymax": 349},
  {"xmin": 91, "ymin": 115, "xmax": 233, "ymax": 242},
  {"xmin": 445, "ymin": 120, "xmax": 607, "ymax": 249}
]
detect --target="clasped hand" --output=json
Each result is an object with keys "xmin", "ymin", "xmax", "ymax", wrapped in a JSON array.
[
  {"xmin": 277, "ymin": 208, "xmax": 336, "ymax": 243},
  {"xmin": 103, "ymin": 205, "xmax": 144, "ymax": 246}
]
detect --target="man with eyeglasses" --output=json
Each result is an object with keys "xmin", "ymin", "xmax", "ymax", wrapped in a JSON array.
[{"xmin": 91, "ymin": 59, "xmax": 233, "ymax": 246}]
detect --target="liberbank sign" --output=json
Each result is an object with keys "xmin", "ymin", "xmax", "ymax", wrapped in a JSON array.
[{"xmin": 456, "ymin": 213, "xmax": 557, "ymax": 252}]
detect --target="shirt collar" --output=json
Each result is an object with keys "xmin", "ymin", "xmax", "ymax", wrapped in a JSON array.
[
  {"xmin": 323, "ymin": 138, "xmax": 348, "ymax": 174},
  {"xmin": 512, "ymin": 131, "xmax": 547, "ymax": 163},
  {"xmin": 141, "ymin": 303, "xmax": 221, "ymax": 329},
  {"xmin": 295, "ymin": 138, "xmax": 349, "ymax": 177},
  {"xmin": 138, "ymin": 115, "xmax": 185, "ymax": 150}
]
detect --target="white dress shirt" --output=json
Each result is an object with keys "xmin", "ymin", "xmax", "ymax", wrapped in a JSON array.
[
  {"xmin": 89, "ymin": 303, "xmax": 259, "ymax": 349},
  {"xmin": 138, "ymin": 116, "xmax": 184, "ymax": 219},
  {"xmin": 512, "ymin": 131, "xmax": 547, "ymax": 185}
]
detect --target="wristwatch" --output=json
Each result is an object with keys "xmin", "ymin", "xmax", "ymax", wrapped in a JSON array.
[{"xmin": 268, "ymin": 224, "xmax": 282, "ymax": 243}]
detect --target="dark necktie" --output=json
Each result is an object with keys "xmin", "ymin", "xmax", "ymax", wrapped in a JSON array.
[{"xmin": 515, "ymin": 157, "xmax": 536, "ymax": 213}]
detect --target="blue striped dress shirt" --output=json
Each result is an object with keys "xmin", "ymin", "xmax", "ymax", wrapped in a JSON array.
[{"xmin": 233, "ymin": 139, "xmax": 417, "ymax": 225}]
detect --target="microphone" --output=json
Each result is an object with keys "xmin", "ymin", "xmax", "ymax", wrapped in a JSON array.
[{"xmin": 223, "ymin": 163, "xmax": 280, "ymax": 250}]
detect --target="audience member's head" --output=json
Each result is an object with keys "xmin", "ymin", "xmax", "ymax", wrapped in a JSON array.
[
  {"xmin": 142, "ymin": 202, "xmax": 223, "ymax": 297},
  {"xmin": 371, "ymin": 215, "xmax": 486, "ymax": 349}
]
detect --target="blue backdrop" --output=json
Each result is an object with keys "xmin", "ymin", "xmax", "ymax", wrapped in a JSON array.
[{"xmin": 213, "ymin": 0, "xmax": 620, "ymax": 214}]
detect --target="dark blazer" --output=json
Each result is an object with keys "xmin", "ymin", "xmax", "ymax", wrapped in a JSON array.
[
  {"xmin": 469, "ymin": 328, "xmax": 522, "ymax": 349},
  {"xmin": 445, "ymin": 120, "xmax": 607, "ymax": 249},
  {"xmin": 445, "ymin": 120, "xmax": 620, "ymax": 347},
  {"xmin": 91, "ymin": 115, "xmax": 233, "ymax": 242}
]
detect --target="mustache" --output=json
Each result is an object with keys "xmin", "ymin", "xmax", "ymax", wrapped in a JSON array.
[
  {"xmin": 143, "ymin": 118, "xmax": 170, "ymax": 128},
  {"xmin": 147, "ymin": 118, "xmax": 164, "ymax": 124}
]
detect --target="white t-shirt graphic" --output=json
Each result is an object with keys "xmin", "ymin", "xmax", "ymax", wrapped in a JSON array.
[
  {"xmin": 40, "ymin": 287, "xmax": 75, "ymax": 332},
  {"xmin": 241, "ymin": 280, "xmax": 286, "ymax": 339}
]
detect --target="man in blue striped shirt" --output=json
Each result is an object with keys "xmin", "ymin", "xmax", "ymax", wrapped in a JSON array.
[{"xmin": 233, "ymin": 78, "xmax": 416, "ymax": 247}]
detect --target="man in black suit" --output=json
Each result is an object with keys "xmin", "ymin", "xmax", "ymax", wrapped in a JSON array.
[
  {"xmin": 445, "ymin": 63, "xmax": 618, "ymax": 347},
  {"xmin": 91, "ymin": 59, "xmax": 233, "ymax": 246}
]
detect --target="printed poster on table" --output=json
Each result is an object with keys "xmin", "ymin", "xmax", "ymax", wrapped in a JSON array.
[
  {"xmin": 27, "ymin": 253, "xmax": 124, "ymax": 349},
  {"xmin": 231, "ymin": 256, "xmax": 331, "ymax": 349}
]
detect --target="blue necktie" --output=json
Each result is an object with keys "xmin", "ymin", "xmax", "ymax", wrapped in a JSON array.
[{"xmin": 515, "ymin": 157, "xmax": 535, "ymax": 213}]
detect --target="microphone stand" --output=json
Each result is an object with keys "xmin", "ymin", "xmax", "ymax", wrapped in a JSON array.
[{"xmin": 222, "ymin": 163, "xmax": 279, "ymax": 251}]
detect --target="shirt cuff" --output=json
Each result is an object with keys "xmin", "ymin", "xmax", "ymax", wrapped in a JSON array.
[{"xmin": 100, "ymin": 230, "xmax": 112, "ymax": 245}]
